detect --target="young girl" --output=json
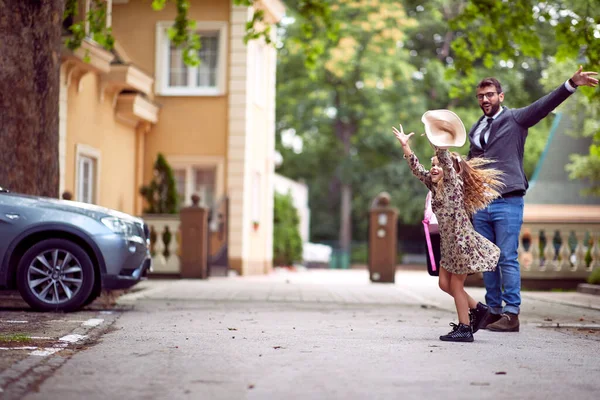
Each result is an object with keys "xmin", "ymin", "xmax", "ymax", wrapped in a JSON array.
[{"xmin": 393, "ymin": 124, "xmax": 503, "ymax": 342}]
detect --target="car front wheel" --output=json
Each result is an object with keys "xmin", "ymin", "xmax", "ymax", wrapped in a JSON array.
[{"xmin": 16, "ymin": 239, "xmax": 95, "ymax": 312}]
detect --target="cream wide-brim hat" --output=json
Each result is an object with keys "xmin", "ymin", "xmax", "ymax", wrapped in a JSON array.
[{"xmin": 421, "ymin": 109, "xmax": 466, "ymax": 148}]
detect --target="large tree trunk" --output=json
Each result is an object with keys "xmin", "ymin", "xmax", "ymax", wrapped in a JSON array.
[
  {"xmin": 0, "ymin": 0, "xmax": 63, "ymax": 197},
  {"xmin": 339, "ymin": 182, "xmax": 352, "ymax": 252},
  {"xmin": 336, "ymin": 122, "xmax": 354, "ymax": 253}
]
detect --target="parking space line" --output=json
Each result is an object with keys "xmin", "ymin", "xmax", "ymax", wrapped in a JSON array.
[
  {"xmin": 30, "ymin": 348, "xmax": 63, "ymax": 357},
  {"xmin": 0, "ymin": 347, "xmax": 38, "ymax": 351},
  {"xmin": 82, "ymin": 318, "xmax": 104, "ymax": 327},
  {"xmin": 47, "ymin": 320, "xmax": 87, "ymax": 323},
  {"xmin": 58, "ymin": 334, "xmax": 87, "ymax": 343}
]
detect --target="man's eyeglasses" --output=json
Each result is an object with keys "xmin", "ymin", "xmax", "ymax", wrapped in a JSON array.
[{"xmin": 476, "ymin": 92, "xmax": 498, "ymax": 101}]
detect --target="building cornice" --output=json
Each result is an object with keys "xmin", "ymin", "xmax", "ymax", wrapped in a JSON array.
[
  {"xmin": 115, "ymin": 93, "xmax": 160, "ymax": 128},
  {"xmin": 101, "ymin": 64, "xmax": 155, "ymax": 105},
  {"xmin": 61, "ymin": 39, "xmax": 114, "ymax": 92}
]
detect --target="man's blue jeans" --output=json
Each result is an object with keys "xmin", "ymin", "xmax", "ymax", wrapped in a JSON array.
[{"xmin": 473, "ymin": 196, "xmax": 524, "ymax": 315}]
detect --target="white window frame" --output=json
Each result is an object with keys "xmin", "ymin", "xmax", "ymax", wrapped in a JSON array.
[
  {"xmin": 75, "ymin": 144, "xmax": 101, "ymax": 204},
  {"xmin": 155, "ymin": 21, "xmax": 228, "ymax": 96},
  {"xmin": 167, "ymin": 156, "xmax": 224, "ymax": 207}
]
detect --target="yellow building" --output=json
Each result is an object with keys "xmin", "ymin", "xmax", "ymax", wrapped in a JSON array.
[{"xmin": 59, "ymin": 0, "xmax": 284, "ymax": 275}]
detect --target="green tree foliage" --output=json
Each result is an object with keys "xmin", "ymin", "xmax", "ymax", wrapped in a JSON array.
[
  {"xmin": 402, "ymin": 0, "xmax": 561, "ymax": 183},
  {"xmin": 273, "ymin": 192, "xmax": 303, "ymax": 266},
  {"xmin": 139, "ymin": 153, "xmax": 179, "ymax": 214},
  {"xmin": 540, "ymin": 60, "xmax": 600, "ymax": 195},
  {"xmin": 277, "ymin": 0, "xmax": 560, "ymax": 245},
  {"xmin": 151, "ymin": 0, "xmax": 201, "ymax": 65},
  {"xmin": 449, "ymin": 0, "xmax": 600, "ymax": 195},
  {"xmin": 276, "ymin": 0, "xmax": 431, "ymax": 244},
  {"xmin": 588, "ymin": 262, "xmax": 600, "ymax": 284}
]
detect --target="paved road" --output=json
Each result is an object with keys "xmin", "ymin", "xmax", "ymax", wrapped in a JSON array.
[{"xmin": 3, "ymin": 269, "xmax": 600, "ymax": 399}]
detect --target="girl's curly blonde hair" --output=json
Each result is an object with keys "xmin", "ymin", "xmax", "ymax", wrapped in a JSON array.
[{"xmin": 447, "ymin": 152, "xmax": 504, "ymax": 216}]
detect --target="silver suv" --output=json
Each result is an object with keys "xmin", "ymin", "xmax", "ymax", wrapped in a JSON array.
[{"xmin": 0, "ymin": 187, "xmax": 152, "ymax": 311}]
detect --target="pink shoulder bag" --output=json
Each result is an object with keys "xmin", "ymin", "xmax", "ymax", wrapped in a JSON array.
[{"xmin": 422, "ymin": 191, "xmax": 439, "ymax": 273}]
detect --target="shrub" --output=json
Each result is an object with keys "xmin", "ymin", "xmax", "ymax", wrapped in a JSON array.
[
  {"xmin": 273, "ymin": 192, "xmax": 302, "ymax": 266},
  {"xmin": 351, "ymin": 243, "xmax": 368, "ymax": 264},
  {"xmin": 139, "ymin": 153, "xmax": 179, "ymax": 214},
  {"xmin": 587, "ymin": 267, "xmax": 600, "ymax": 285}
]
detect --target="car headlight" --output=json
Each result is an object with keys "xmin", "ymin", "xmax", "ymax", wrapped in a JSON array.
[{"xmin": 101, "ymin": 217, "xmax": 134, "ymax": 237}]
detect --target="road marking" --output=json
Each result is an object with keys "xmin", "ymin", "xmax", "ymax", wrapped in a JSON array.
[
  {"xmin": 82, "ymin": 318, "xmax": 104, "ymax": 327},
  {"xmin": 0, "ymin": 347, "xmax": 38, "ymax": 351},
  {"xmin": 0, "ymin": 320, "xmax": 28, "ymax": 324},
  {"xmin": 47, "ymin": 320, "xmax": 87, "ymax": 323},
  {"xmin": 30, "ymin": 348, "xmax": 62, "ymax": 357},
  {"xmin": 59, "ymin": 334, "xmax": 87, "ymax": 343}
]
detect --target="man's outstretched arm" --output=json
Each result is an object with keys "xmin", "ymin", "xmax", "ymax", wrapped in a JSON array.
[{"xmin": 512, "ymin": 66, "xmax": 598, "ymax": 129}]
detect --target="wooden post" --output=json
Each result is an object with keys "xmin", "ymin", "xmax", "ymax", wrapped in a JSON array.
[{"xmin": 180, "ymin": 195, "xmax": 209, "ymax": 279}]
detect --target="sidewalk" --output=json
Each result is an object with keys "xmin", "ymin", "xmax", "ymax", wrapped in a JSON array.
[{"xmin": 127, "ymin": 267, "xmax": 600, "ymax": 327}]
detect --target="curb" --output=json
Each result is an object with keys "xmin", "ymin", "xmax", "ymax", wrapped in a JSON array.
[
  {"xmin": 0, "ymin": 310, "xmax": 121, "ymax": 399},
  {"xmin": 577, "ymin": 283, "xmax": 600, "ymax": 296}
]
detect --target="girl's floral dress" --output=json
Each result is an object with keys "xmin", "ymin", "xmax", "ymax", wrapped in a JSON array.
[{"xmin": 406, "ymin": 148, "xmax": 500, "ymax": 274}]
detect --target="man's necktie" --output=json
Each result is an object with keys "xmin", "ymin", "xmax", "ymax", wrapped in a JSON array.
[{"xmin": 479, "ymin": 117, "xmax": 494, "ymax": 149}]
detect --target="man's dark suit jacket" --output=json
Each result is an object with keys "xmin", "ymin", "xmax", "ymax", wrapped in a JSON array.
[{"xmin": 467, "ymin": 84, "xmax": 574, "ymax": 197}]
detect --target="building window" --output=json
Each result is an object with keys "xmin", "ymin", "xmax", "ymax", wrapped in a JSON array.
[
  {"xmin": 168, "ymin": 44, "xmax": 188, "ymax": 87},
  {"xmin": 83, "ymin": 0, "xmax": 113, "ymax": 35},
  {"xmin": 75, "ymin": 144, "xmax": 101, "ymax": 204},
  {"xmin": 194, "ymin": 167, "xmax": 216, "ymax": 207},
  {"xmin": 173, "ymin": 169, "xmax": 186, "ymax": 204},
  {"xmin": 173, "ymin": 166, "xmax": 216, "ymax": 207},
  {"xmin": 156, "ymin": 21, "xmax": 228, "ymax": 96},
  {"xmin": 197, "ymin": 32, "xmax": 220, "ymax": 87}
]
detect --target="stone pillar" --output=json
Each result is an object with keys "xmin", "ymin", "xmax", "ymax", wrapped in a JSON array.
[
  {"xmin": 368, "ymin": 192, "xmax": 398, "ymax": 283},
  {"xmin": 180, "ymin": 195, "xmax": 209, "ymax": 279}
]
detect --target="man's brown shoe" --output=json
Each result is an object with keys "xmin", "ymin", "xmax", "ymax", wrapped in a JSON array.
[
  {"xmin": 487, "ymin": 312, "xmax": 520, "ymax": 332},
  {"xmin": 479, "ymin": 311, "xmax": 502, "ymax": 330}
]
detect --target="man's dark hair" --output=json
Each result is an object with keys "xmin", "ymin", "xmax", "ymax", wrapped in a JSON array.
[{"xmin": 477, "ymin": 78, "xmax": 503, "ymax": 94}]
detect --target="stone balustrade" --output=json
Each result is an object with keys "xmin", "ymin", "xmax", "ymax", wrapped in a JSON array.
[
  {"xmin": 519, "ymin": 204, "xmax": 600, "ymax": 281},
  {"xmin": 143, "ymin": 215, "xmax": 181, "ymax": 275}
]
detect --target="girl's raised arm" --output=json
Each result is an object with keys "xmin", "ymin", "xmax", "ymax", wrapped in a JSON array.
[
  {"xmin": 436, "ymin": 147, "xmax": 460, "ymax": 189},
  {"xmin": 393, "ymin": 125, "xmax": 433, "ymax": 190}
]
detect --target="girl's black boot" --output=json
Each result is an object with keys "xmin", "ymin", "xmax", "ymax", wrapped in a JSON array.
[{"xmin": 439, "ymin": 323, "xmax": 474, "ymax": 342}]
